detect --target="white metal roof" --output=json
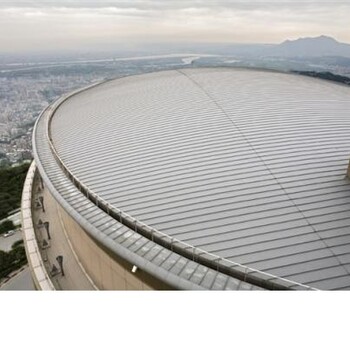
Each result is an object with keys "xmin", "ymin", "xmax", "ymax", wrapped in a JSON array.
[{"xmin": 45, "ymin": 68, "xmax": 350, "ymax": 289}]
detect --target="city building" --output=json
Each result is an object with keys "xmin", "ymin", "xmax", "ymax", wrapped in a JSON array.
[{"xmin": 21, "ymin": 67, "xmax": 350, "ymax": 290}]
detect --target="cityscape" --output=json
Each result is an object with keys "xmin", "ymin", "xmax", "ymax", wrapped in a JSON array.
[{"xmin": 1, "ymin": 39, "xmax": 350, "ymax": 168}]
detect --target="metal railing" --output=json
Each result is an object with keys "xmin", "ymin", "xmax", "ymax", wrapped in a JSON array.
[{"xmin": 38, "ymin": 78, "xmax": 317, "ymax": 290}]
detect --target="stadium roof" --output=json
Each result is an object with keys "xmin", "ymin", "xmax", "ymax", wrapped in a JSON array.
[{"xmin": 34, "ymin": 67, "xmax": 350, "ymax": 290}]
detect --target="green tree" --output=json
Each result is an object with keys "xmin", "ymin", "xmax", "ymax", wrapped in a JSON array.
[
  {"xmin": 0, "ymin": 163, "xmax": 30, "ymax": 220},
  {"xmin": 0, "ymin": 241, "xmax": 27, "ymax": 279},
  {"xmin": 0, "ymin": 220, "xmax": 15, "ymax": 235}
]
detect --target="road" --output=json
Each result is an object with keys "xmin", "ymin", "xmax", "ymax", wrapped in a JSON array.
[
  {"xmin": 0, "ymin": 210, "xmax": 21, "ymax": 226},
  {"xmin": 0, "ymin": 229, "xmax": 23, "ymax": 252},
  {"xmin": 0, "ymin": 267, "xmax": 35, "ymax": 291}
]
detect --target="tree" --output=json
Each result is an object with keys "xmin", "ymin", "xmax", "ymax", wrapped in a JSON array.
[
  {"xmin": 0, "ymin": 220, "xmax": 15, "ymax": 235},
  {"xmin": 0, "ymin": 163, "xmax": 30, "ymax": 220}
]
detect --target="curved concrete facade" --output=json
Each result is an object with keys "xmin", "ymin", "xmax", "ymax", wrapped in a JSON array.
[
  {"xmin": 22, "ymin": 67, "xmax": 350, "ymax": 290},
  {"xmin": 21, "ymin": 161, "xmax": 55, "ymax": 290}
]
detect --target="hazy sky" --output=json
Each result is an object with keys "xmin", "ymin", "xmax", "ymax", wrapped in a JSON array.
[{"xmin": 0, "ymin": 1, "xmax": 349, "ymax": 52}]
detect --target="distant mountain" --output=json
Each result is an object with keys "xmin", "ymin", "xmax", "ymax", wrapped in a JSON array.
[{"xmin": 265, "ymin": 35, "xmax": 350, "ymax": 58}]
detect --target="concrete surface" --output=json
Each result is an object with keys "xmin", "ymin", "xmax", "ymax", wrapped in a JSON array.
[
  {"xmin": 0, "ymin": 211, "xmax": 21, "ymax": 226},
  {"xmin": 0, "ymin": 229, "xmax": 23, "ymax": 252},
  {"xmin": 32, "ymin": 182, "xmax": 96, "ymax": 290},
  {"xmin": 0, "ymin": 267, "xmax": 35, "ymax": 291}
]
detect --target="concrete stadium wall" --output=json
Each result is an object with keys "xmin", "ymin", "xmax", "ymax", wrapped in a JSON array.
[
  {"xmin": 21, "ymin": 162, "xmax": 55, "ymax": 290},
  {"xmin": 49, "ymin": 189, "xmax": 170, "ymax": 290}
]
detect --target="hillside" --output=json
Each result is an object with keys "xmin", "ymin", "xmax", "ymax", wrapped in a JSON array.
[
  {"xmin": 265, "ymin": 35, "xmax": 350, "ymax": 58},
  {"xmin": 292, "ymin": 70, "xmax": 350, "ymax": 85}
]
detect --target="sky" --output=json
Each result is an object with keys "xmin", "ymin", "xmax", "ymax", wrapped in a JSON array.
[{"xmin": 0, "ymin": 0, "xmax": 349, "ymax": 53}]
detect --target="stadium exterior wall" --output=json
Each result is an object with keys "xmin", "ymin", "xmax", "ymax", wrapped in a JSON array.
[
  {"xmin": 21, "ymin": 161, "xmax": 55, "ymax": 290},
  {"xmin": 22, "ymin": 161, "xmax": 172, "ymax": 290},
  {"xmin": 53, "ymin": 189, "xmax": 171, "ymax": 290}
]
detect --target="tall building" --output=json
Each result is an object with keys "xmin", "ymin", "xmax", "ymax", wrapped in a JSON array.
[{"xmin": 21, "ymin": 68, "xmax": 350, "ymax": 290}]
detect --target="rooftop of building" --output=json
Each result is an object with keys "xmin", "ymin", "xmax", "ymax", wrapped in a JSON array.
[{"xmin": 33, "ymin": 67, "xmax": 350, "ymax": 290}]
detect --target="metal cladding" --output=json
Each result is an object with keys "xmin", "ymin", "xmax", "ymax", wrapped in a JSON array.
[{"xmin": 35, "ymin": 68, "xmax": 350, "ymax": 290}]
